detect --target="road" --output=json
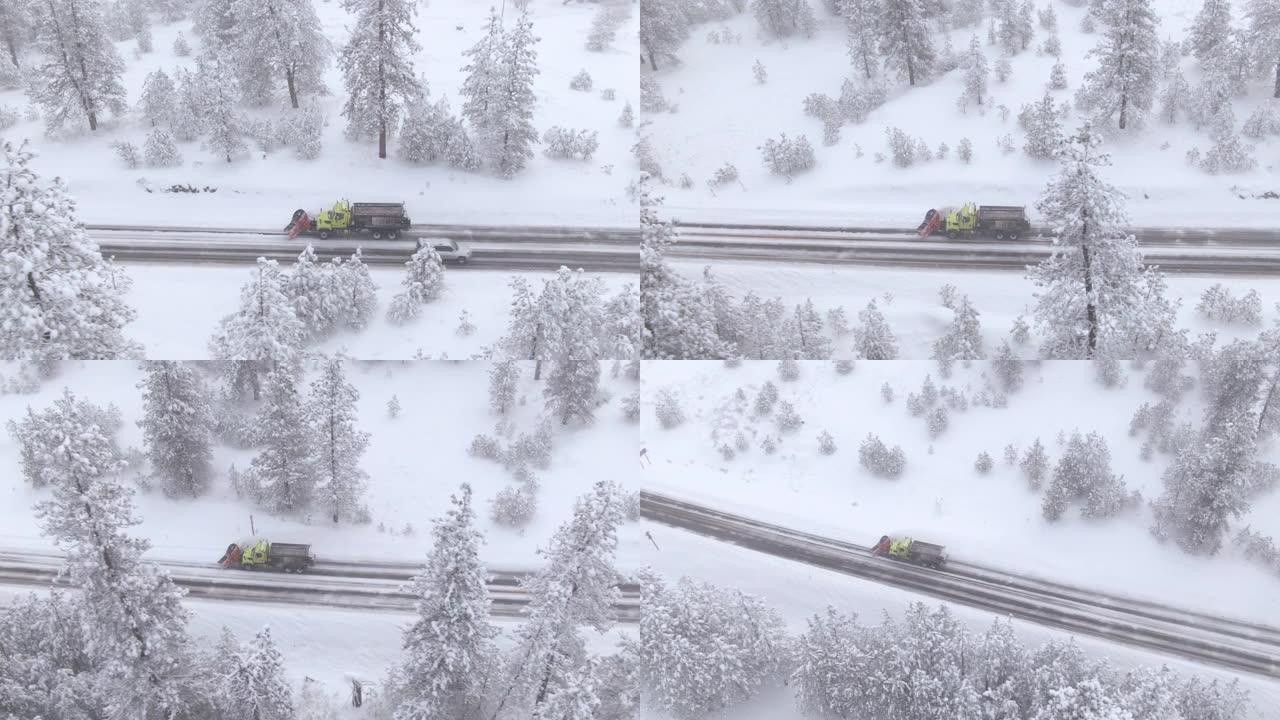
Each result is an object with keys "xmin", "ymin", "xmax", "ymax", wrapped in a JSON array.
[
  {"xmin": 0, "ymin": 547, "xmax": 641, "ymax": 623},
  {"xmin": 86, "ymin": 223, "xmax": 639, "ymax": 274},
  {"xmin": 669, "ymin": 222, "xmax": 1280, "ymax": 274},
  {"xmin": 640, "ymin": 491, "xmax": 1280, "ymax": 678}
]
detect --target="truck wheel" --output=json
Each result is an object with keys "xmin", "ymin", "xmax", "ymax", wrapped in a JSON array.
[
  {"xmin": 457, "ymin": 256, "xmax": 468, "ymax": 265},
  {"xmin": 945, "ymin": 230, "xmax": 958, "ymax": 240},
  {"xmin": 388, "ymin": 230, "xmax": 399, "ymax": 239},
  {"xmin": 1008, "ymin": 231, "xmax": 1021, "ymax": 240},
  {"xmin": 995, "ymin": 231, "xmax": 1006, "ymax": 240},
  {"xmin": 372, "ymin": 230, "xmax": 383, "ymax": 240},
  {"xmin": 318, "ymin": 231, "xmax": 330, "ymax": 240}
]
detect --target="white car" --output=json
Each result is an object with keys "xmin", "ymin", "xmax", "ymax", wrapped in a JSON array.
[{"xmin": 417, "ymin": 238, "xmax": 473, "ymax": 264}]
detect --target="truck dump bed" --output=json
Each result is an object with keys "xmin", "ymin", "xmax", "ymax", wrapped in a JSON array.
[
  {"xmin": 351, "ymin": 202, "xmax": 406, "ymax": 216},
  {"xmin": 910, "ymin": 541, "xmax": 947, "ymax": 568},
  {"xmin": 269, "ymin": 543, "xmax": 313, "ymax": 568},
  {"xmin": 978, "ymin": 205, "xmax": 1027, "ymax": 221}
]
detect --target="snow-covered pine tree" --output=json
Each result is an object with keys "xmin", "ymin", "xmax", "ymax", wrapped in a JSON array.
[
  {"xmin": 1188, "ymin": 0, "xmax": 1232, "ymax": 63},
  {"xmin": 1075, "ymin": 0, "xmax": 1160, "ymax": 130},
  {"xmin": 1, "ymin": 141, "xmax": 141, "ymax": 362},
  {"xmin": 286, "ymin": 244, "xmax": 340, "ymax": 340},
  {"xmin": 460, "ymin": 8, "xmax": 505, "ymax": 129},
  {"xmin": 0, "ymin": 0, "xmax": 33, "ymax": 69},
  {"xmin": 330, "ymin": 249, "xmax": 379, "ymax": 331},
  {"xmin": 387, "ymin": 243, "xmax": 445, "ymax": 324},
  {"xmin": 193, "ymin": 0, "xmax": 236, "ymax": 38},
  {"xmin": 1042, "ymin": 430, "xmax": 1136, "ymax": 520},
  {"xmin": 144, "ymin": 126, "xmax": 183, "ymax": 167},
  {"xmin": 27, "ymin": 0, "xmax": 128, "ymax": 132},
  {"xmin": 0, "ymin": 590, "xmax": 109, "ymax": 718},
  {"xmin": 339, "ymin": 0, "xmax": 422, "ymax": 158},
  {"xmin": 1021, "ymin": 91, "xmax": 1065, "ymax": 158},
  {"xmin": 1159, "ymin": 69, "xmax": 1190, "ymax": 123},
  {"xmin": 197, "ymin": 54, "xmax": 248, "ymax": 161},
  {"xmin": 545, "ymin": 358, "xmax": 601, "ymax": 425},
  {"xmin": 640, "ymin": 0, "xmax": 690, "ymax": 70},
  {"xmin": 484, "ymin": 10, "xmax": 541, "ymax": 177},
  {"xmin": 230, "ymin": 0, "xmax": 330, "ymax": 108},
  {"xmin": 992, "ymin": 340, "xmax": 1024, "ymax": 392},
  {"xmin": 535, "ymin": 661, "xmax": 600, "ymax": 720},
  {"xmin": 214, "ymin": 627, "xmax": 295, "ymax": 720},
  {"xmin": 245, "ymin": 364, "xmax": 317, "ymax": 514},
  {"xmin": 138, "ymin": 68, "xmax": 177, "ymax": 127},
  {"xmin": 877, "ymin": 0, "xmax": 937, "ymax": 86},
  {"xmin": 307, "ymin": 355, "xmax": 370, "ymax": 523},
  {"xmin": 138, "ymin": 361, "xmax": 215, "ymax": 498},
  {"xmin": 399, "ymin": 95, "xmax": 480, "ymax": 170},
  {"xmin": 932, "ymin": 293, "xmax": 985, "ymax": 369},
  {"xmin": 751, "ymin": 0, "xmax": 818, "ymax": 39},
  {"xmin": 854, "ymin": 299, "xmax": 899, "ymax": 359},
  {"xmin": 489, "ymin": 481, "xmax": 625, "ymax": 719},
  {"xmin": 1028, "ymin": 125, "xmax": 1173, "ymax": 357},
  {"xmin": 1247, "ymin": 0, "xmax": 1280, "ymax": 97},
  {"xmin": 1199, "ymin": 104, "xmax": 1257, "ymax": 174},
  {"xmin": 962, "ymin": 36, "xmax": 989, "ymax": 106},
  {"xmin": 841, "ymin": 0, "xmax": 880, "ymax": 79},
  {"xmin": 641, "ymin": 574, "xmax": 788, "ymax": 717},
  {"xmin": 489, "ymin": 359, "xmax": 521, "ymax": 414},
  {"xmin": 171, "ymin": 67, "xmax": 206, "ymax": 141},
  {"xmin": 391, "ymin": 484, "xmax": 498, "ymax": 720},
  {"xmin": 34, "ymin": 389, "xmax": 192, "ymax": 718},
  {"xmin": 889, "ymin": 604, "xmax": 982, "ymax": 718},
  {"xmin": 209, "ymin": 257, "xmax": 305, "ymax": 369}
]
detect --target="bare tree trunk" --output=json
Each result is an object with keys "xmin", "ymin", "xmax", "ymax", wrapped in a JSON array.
[
  {"xmin": 1259, "ymin": 368, "xmax": 1279, "ymax": 435},
  {"xmin": 287, "ymin": 68, "xmax": 299, "ymax": 109},
  {"xmin": 1082, "ymin": 241, "xmax": 1098, "ymax": 356},
  {"xmin": 3, "ymin": 34, "xmax": 17, "ymax": 68},
  {"xmin": 1273, "ymin": 58, "xmax": 1280, "ymax": 99}
]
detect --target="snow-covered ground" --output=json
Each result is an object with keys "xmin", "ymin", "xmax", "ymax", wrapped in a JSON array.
[
  {"xmin": 0, "ymin": 360, "xmax": 643, "ymax": 571},
  {"xmin": 643, "ymin": 0, "xmax": 1280, "ymax": 227},
  {"xmin": 0, "ymin": 0, "xmax": 638, "ymax": 227},
  {"xmin": 120, "ymin": 262, "xmax": 632, "ymax": 359},
  {"xmin": 671, "ymin": 258, "xmax": 1280, "ymax": 358},
  {"xmin": 638, "ymin": 524, "xmax": 1280, "ymax": 720},
  {"xmin": 640, "ymin": 360, "xmax": 1280, "ymax": 625}
]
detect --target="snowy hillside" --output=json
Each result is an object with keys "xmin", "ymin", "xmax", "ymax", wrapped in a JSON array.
[
  {"xmin": 640, "ymin": 0, "xmax": 1280, "ymax": 227},
  {"xmin": 641, "ymin": 359, "xmax": 1280, "ymax": 624},
  {"xmin": 0, "ymin": 0, "xmax": 640, "ymax": 227}
]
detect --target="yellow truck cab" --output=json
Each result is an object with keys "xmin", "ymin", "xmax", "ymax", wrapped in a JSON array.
[
  {"xmin": 315, "ymin": 200, "xmax": 354, "ymax": 232},
  {"xmin": 945, "ymin": 203, "xmax": 978, "ymax": 233}
]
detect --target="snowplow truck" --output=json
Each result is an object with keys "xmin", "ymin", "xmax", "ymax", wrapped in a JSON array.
[
  {"xmin": 285, "ymin": 200, "xmax": 412, "ymax": 240},
  {"xmin": 870, "ymin": 534, "xmax": 948, "ymax": 569},
  {"xmin": 218, "ymin": 539, "xmax": 315, "ymax": 573},
  {"xmin": 917, "ymin": 203, "xmax": 1031, "ymax": 240}
]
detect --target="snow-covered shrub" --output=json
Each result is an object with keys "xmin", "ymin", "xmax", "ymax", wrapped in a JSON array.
[
  {"xmin": 753, "ymin": 59, "xmax": 768, "ymax": 83},
  {"xmin": 490, "ymin": 485, "xmax": 536, "ymax": 527},
  {"xmin": 1042, "ymin": 432, "xmax": 1138, "ymax": 521},
  {"xmin": 1049, "ymin": 60, "xmax": 1068, "ymax": 89},
  {"xmin": 838, "ymin": 79, "xmax": 887, "ymax": 123},
  {"xmin": 997, "ymin": 133, "xmax": 1016, "ymax": 154},
  {"xmin": 1094, "ymin": 355, "xmax": 1124, "ymax": 388},
  {"xmin": 586, "ymin": 2, "xmax": 629, "ymax": 51},
  {"xmin": 1236, "ymin": 527, "xmax": 1280, "ymax": 575},
  {"xmin": 277, "ymin": 103, "xmax": 326, "ymax": 161},
  {"xmin": 1020, "ymin": 438, "xmax": 1048, "ymax": 489},
  {"xmin": 113, "ymin": 141, "xmax": 141, "ymax": 169},
  {"xmin": 655, "ymin": 389, "xmax": 685, "ymax": 429},
  {"xmin": 761, "ymin": 435, "xmax": 778, "ymax": 454},
  {"xmin": 754, "ymin": 381, "xmax": 779, "ymax": 415},
  {"xmin": 0, "ymin": 106, "xmax": 18, "ymax": 131},
  {"xmin": 469, "ymin": 434, "xmax": 501, "ymax": 460},
  {"xmin": 1145, "ymin": 335, "xmax": 1194, "ymax": 399},
  {"xmin": 1196, "ymin": 284, "xmax": 1262, "ymax": 325},
  {"xmin": 883, "ymin": 127, "xmax": 918, "ymax": 167},
  {"xmin": 619, "ymin": 101, "xmax": 635, "ymax": 128},
  {"xmin": 778, "ymin": 357, "xmax": 800, "ymax": 381},
  {"xmin": 853, "ymin": 300, "xmax": 898, "ymax": 359},
  {"xmin": 399, "ymin": 97, "xmax": 479, "ymax": 169},
  {"xmin": 992, "ymin": 341, "xmax": 1024, "ymax": 392},
  {"xmin": 1042, "ymin": 33, "xmax": 1062, "ymax": 57},
  {"xmin": 0, "ymin": 56, "xmax": 22, "ymax": 90},
  {"xmin": 570, "ymin": 69, "xmax": 593, "ymax": 92},
  {"xmin": 386, "ymin": 293, "xmax": 421, "ymax": 325},
  {"xmin": 543, "ymin": 127, "xmax": 600, "ymax": 161},
  {"xmin": 881, "ymin": 382, "xmax": 894, "ymax": 403},
  {"xmin": 640, "ymin": 576, "xmax": 788, "ymax": 718},
  {"xmin": 759, "ymin": 133, "xmax": 816, "ymax": 178},
  {"xmin": 818, "ymin": 431, "xmax": 836, "ymax": 455},
  {"xmin": 632, "ymin": 132, "xmax": 663, "ymax": 179},
  {"xmin": 137, "ymin": 27, "xmax": 154, "ymax": 54},
  {"xmin": 173, "ymin": 32, "xmax": 191, "ymax": 56},
  {"xmin": 751, "ymin": 0, "xmax": 817, "ymax": 38},
  {"xmin": 601, "ymin": 88, "xmax": 616, "ymax": 101},
  {"xmin": 835, "ymin": 359, "xmax": 855, "ymax": 375},
  {"xmin": 859, "ymin": 434, "xmax": 906, "ymax": 479},
  {"xmin": 995, "ymin": 55, "xmax": 1012, "ymax": 82},
  {"xmin": 708, "ymin": 162, "xmax": 739, "ymax": 188},
  {"xmin": 958, "ymin": 137, "xmax": 974, "ymax": 163},
  {"xmin": 1004, "ymin": 444, "xmax": 1019, "ymax": 466},
  {"xmin": 640, "ymin": 75, "xmax": 669, "ymax": 113},
  {"xmin": 775, "ymin": 401, "xmax": 804, "ymax": 432},
  {"xmin": 927, "ymin": 406, "xmax": 949, "ymax": 439},
  {"xmin": 1242, "ymin": 104, "xmax": 1280, "ymax": 139},
  {"xmin": 1199, "ymin": 106, "xmax": 1257, "ymax": 175},
  {"xmin": 719, "ymin": 443, "xmax": 736, "ymax": 461},
  {"xmin": 975, "ymin": 451, "xmax": 994, "ymax": 474},
  {"xmin": 386, "ymin": 395, "xmax": 401, "ymax": 419},
  {"xmin": 1020, "ymin": 94, "xmax": 1064, "ymax": 159},
  {"xmin": 144, "ymin": 127, "xmax": 182, "ymax": 167}
]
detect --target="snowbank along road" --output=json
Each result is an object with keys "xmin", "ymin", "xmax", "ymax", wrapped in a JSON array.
[
  {"xmin": 640, "ymin": 491, "xmax": 1280, "ymax": 678},
  {"xmin": 670, "ymin": 223, "xmax": 1280, "ymax": 274},
  {"xmin": 0, "ymin": 548, "xmax": 641, "ymax": 623},
  {"xmin": 86, "ymin": 224, "xmax": 640, "ymax": 273}
]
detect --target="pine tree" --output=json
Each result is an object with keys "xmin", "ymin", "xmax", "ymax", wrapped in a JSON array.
[
  {"xmin": 1247, "ymin": 0, "xmax": 1280, "ymax": 97},
  {"xmin": 331, "ymin": 249, "xmax": 379, "ymax": 331},
  {"xmin": 854, "ymin": 299, "xmax": 899, "ymax": 359},
  {"xmin": 392, "ymin": 484, "xmax": 498, "ymax": 720},
  {"xmin": 144, "ymin": 127, "xmax": 183, "ymax": 167},
  {"xmin": 216, "ymin": 628, "xmax": 295, "ymax": 720},
  {"xmin": 138, "ymin": 361, "xmax": 215, "ymax": 498},
  {"xmin": 639, "ymin": 0, "xmax": 690, "ymax": 70},
  {"xmin": 962, "ymin": 36, "xmax": 989, "ymax": 106},
  {"xmin": 388, "ymin": 244, "xmax": 446, "ymax": 324},
  {"xmin": 535, "ymin": 662, "xmax": 600, "ymax": 720},
  {"xmin": 489, "ymin": 482, "xmax": 625, "ymax": 719},
  {"xmin": 545, "ymin": 358, "xmax": 601, "ymax": 425},
  {"xmin": 460, "ymin": 9, "xmax": 506, "ymax": 128},
  {"xmin": 198, "ymin": 54, "xmax": 247, "ymax": 162},
  {"xmin": 1199, "ymin": 104, "xmax": 1257, "ymax": 174},
  {"xmin": 400, "ymin": 95, "xmax": 480, "ymax": 169},
  {"xmin": 485, "ymin": 10, "xmax": 541, "ymax": 177},
  {"xmin": 230, "ymin": 0, "xmax": 330, "ymax": 108},
  {"xmin": 210, "ymin": 257, "xmax": 305, "ymax": 369},
  {"xmin": 1159, "ymin": 70, "xmax": 1189, "ymax": 123},
  {"xmin": 841, "ymin": 0, "xmax": 879, "ymax": 79},
  {"xmin": 752, "ymin": 0, "xmax": 818, "ymax": 39},
  {"xmin": 489, "ymin": 359, "xmax": 521, "ymax": 414},
  {"xmin": 286, "ymin": 244, "xmax": 341, "ymax": 340},
  {"xmin": 1, "ymin": 141, "xmax": 140, "ymax": 362},
  {"xmin": 138, "ymin": 68, "xmax": 177, "ymax": 127},
  {"xmin": 933, "ymin": 293, "xmax": 985, "ymax": 368},
  {"xmin": 1029, "ymin": 126, "xmax": 1173, "ymax": 358},
  {"xmin": 1021, "ymin": 92, "xmax": 1064, "ymax": 158},
  {"xmin": 877, "ymin": 0, "xmax": 937, "ymax": 86},
  {"xmin": 1188, "ymin": 0, "xmax": 1232, "ymax": 63},
  {"xmin": 307, "ymin": 355, "xmax": 370, "ymax": 523},
  {"xmin": 33, "ymin": 390, "xmax": 192, "ymax": 718},
  {"xmin": 245, "ymin": 365, "xmax": 317, "ymax": 514},
  {"xmin": 340, "ymin": 0, "xmax": 422, "ymax": 158},
  {"xmin": 1075, "ymin": 0, "xmax": 1160, "ymax": 130},
  {"xmin": 27, "ymin": 0, "xmax": 128, "ymax": 132},
  {"xmin": 0, "ymin": 0, "xmax": 34, "ymax": 69}
]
